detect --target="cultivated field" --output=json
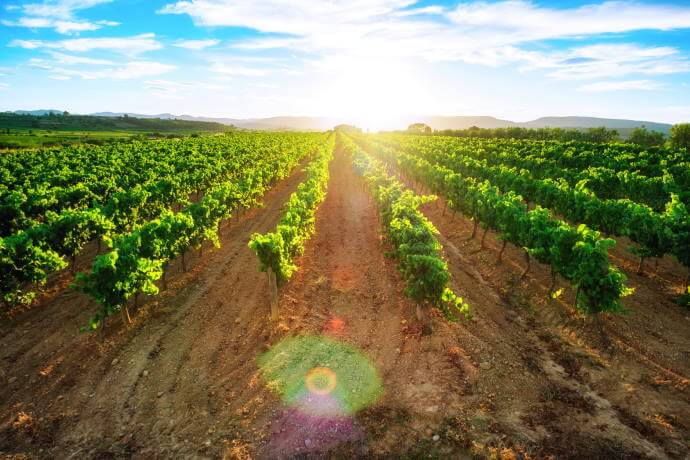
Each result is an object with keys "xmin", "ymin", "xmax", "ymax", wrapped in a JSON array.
[{"xmin": 1, "ymin": 131, "xmax": 689, "ymax": 458}]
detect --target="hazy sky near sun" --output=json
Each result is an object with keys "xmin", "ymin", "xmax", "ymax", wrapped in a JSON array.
[{"xmin": 2, "ymin": 0, "xmax": 690, "ymax": 125}]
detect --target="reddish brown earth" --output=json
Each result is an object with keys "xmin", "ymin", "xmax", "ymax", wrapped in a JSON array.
[{"xmin": 1, "ymin": 143, "xmax": 689, "ymax": 459}]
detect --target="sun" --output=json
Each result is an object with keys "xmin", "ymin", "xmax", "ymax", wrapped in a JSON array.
[{"xmin": 323, "ymin": 57, "xmax": 429, "ymax": 131}]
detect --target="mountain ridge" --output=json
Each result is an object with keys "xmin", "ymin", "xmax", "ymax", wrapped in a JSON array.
[{"xmin": 7, "ymin": 110, "xmax": 674, "ymax": 133}]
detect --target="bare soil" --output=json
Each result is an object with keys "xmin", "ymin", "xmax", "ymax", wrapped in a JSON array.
[{"xmin": 1, "ymin": 144, "xmax": 688, "ymax": 459}]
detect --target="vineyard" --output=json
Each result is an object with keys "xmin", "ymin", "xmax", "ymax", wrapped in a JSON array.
[{"xmin": 1, "ymin": 131, "xmax": 689, "ymax": 458}]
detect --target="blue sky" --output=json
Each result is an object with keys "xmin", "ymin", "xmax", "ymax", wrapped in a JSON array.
[{"xmin": 1, "ymin": 0, "xmax": 690, "ymax": 127}]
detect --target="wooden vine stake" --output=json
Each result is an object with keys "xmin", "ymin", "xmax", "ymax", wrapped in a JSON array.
[
  {"xmin": 267, "ymin": 267, "xmax": 279, "ymax": 321},
  {"xmin": 416, "ymin": 304, "xmax": 425, "ymax": 324},
  {"xmin": 120, "ymin": 305, "xmax": 132, "ymax": 326}
]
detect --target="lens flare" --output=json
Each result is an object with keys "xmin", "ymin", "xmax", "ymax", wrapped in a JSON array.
[
  {"xmin": 305, "ymin": 367, "xmax": 337, "ymax": 395},
  {"xmin": 258, "ymin": 335, "xmax": 382, "ymax": 414},
  {"xmin": 259, "ymin": 335, "xmax": 381, "ymax": 456},
  {"xmin": 323, "ymin": 316, "xmax": 347, "ymax": 336}
]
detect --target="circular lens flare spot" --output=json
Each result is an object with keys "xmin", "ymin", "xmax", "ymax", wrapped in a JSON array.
[{"xmin": 305, "ymin": 367, "xmax": 337, "ymax": 395}]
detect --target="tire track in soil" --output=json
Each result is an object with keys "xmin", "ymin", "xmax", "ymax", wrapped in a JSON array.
[
  {"xmin": 0, "ymin": 161, "xmax": 313, "ymax": 458},
  {"xmin": 260, "ymin": 143, "xmax": 472, "ymax": 457}
]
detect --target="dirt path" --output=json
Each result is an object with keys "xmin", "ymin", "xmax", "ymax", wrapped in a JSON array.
[{"xmin": 247, "ymin": 141, "xmax": 475, "ymax": 458}]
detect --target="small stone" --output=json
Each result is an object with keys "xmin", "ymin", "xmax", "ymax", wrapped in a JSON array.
[
  {"xmin": 111, "ymin": 358, "xmax": 119, "ymax": 365},
  {"xmin": 204, "ymin": 440, "xmax": 211, "ymax": 447},
  {"xmin": 235, "ymin": 318, "xmax": 241, "ymax": 325},
  {"xmin": 142, "ymin": 370, "xmax": 149, "ymax": 377},
  {"xmin": 8, "ymin": 376, "xmax": 17, "ymax": 384},
  {"xmin": 479, "ymin": 362, "xmax": 492, "ymax": 370},
  {"xmin": 157, "ymin": 391, "xmax": 164, "ymax": 398},
  {"xmin": 395, "ymin": 348, "xmax": 401, "ymax": 354},
  {"xmin": 432, "ymin": 434, "xmax": 440, "ymax": 441},
  {"xmin": 426, "ymin": 405, "xmax": 439, "ymax": 413}
]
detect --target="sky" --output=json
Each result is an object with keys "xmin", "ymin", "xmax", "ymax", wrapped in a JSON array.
[{"xmin": 1, "ymin": 0, "xmax": 690, "ymax": 128}]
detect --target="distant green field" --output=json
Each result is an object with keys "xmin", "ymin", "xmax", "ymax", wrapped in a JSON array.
[
  {"xmin": 0, "ymin": 128, "xmax": 210, "ymax": 149},
  {"xmin": 0, "ymin": 112, "xmax": 234, "ymax": 149}
]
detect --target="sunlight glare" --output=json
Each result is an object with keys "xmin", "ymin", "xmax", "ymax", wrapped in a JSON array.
[{"xmin": 324, "ymin": 57, "xmax": 430, "ymax": 131}]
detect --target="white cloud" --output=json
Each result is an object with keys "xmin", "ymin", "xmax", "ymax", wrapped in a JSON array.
[
  {"xmin": 250, "ymin": 82, "xmax": 278, "ymax": 89},
  {"xmin": 2, "ymin": 17, "xmax": 101, "ymax": 33},
  {"xmin": 0, "ymin": 83, "xmax": 9, "ymax": 90},
  {"xmin": 143, "ymin": 78, "xmax": 227, "ymax": 98},
  {"xmin": 21, "ymin": 0, "xmax": 112, "ymax": 19},
  {"xmin": 173, "ymin": 39, "xmax": 220, "ymax": 50},
  {"xmin": 521, "ymin": 44, "xmax": 690, "ymax": 80},
  {"xmin": 10, "ymin": 34, "xmax": 162, "ymax": 55},
  {"xmin": 50, "ymin": 61, "xmax": 177, "ymax": 80},
  {"xmin": 3, "ymin": 0, "xmax": 117, "ymax": 34},
  {"xmin": 159, "ymin": 1, "xmax": 416, "ymax": 33},
  {"xmin": 448, "ymin": 1, "xmax": 690, "ymax": 40},
  {"xmin": 48, "ymin": 51, "xmax": 115, "ymax": 65},
  {"xmin": 394, "ymin": 5, "xmax": 444, "ymax": 17},
  {"xmin": 209, "ymin": 63, "xmax": 269, "ymax": 76},
  {"xmin": 158, "ymin": 0, "xmax": 690, "ymax": 86},
  {"xmin": 578, "ymin": 80, "xmax": 662, "ymax": 92}
]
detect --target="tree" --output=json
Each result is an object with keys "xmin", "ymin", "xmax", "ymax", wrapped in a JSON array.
[
  {"xmin": 669, "ymin": 123, "xmax": 690, "ymax": 152},
  {"xmin": 585, "ymin": 127, "xmax": 619, "ymax": 143},
  {"xmin": 334, "ymin": 124, "xmax": 361, "ymax": 134},
  {"xmin": 628, "ymin": 126, "xmax": 665, "ymax": 147},
  {"xmin": 407, "ymin": 123, "xmax": 432, "ymax": 134}
]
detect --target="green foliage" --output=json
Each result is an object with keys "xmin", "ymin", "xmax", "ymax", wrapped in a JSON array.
[
  {"xmin": 366, "ymin": 135, "xmax": 632, "ymax": 315},
  {"xmin": 372, "ymin": 134, "xmax": 688, "ymax": 276},
  {"xmin": 74, "ymin": 133, "xmax": 326, "ymax": 328},
  {"xmin": 249, "ymin": 136, "xmax": 334, "ymax": 282},
  {"xmin": 407, "ymin": 123, "xmax": 432, "ymax": 134},
  {"xmin": 669, "ymin": 123, "xmax": 690, "ymax": 152},
  {"xmin": 678, "ymin": 287, "xmax": 690, "ymax": 310},
  {"xmin": 342, "ymin": 134, "xmax": 470, "ymax": 321},
  {"xmin": 0, "ymin": 233, "xmax": 67, "ymax": 307},
  {"xmin": 431, "ymin": 126, "xmax": 621, "ymax": 143},
  {"xmin": 628, "ymin": 126, "xmax": 665, "ymax": 148},
  {"xmin": 0, "ymin": 132, "xmax": 325, "ymax": 313},
  {"xmin": 0, "ymin": 111, "xmax": 230, "ymax": 135}
]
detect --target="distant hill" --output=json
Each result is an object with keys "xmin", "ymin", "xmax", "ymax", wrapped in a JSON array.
[
  {"xmin": 521, "ymin": 116, "xmax": 671, "ymax": 133},
  {"xmin": 111, "ymin": 114, "xmax": 674, "ymax": 134},
  {"xmin": 414, "ymin": 115, "xmax": 671, "ymax": 134},
  {"xmin": 417, "ymin": 116, "xmax": 516, "ymax": 130},
  {"xmin": 6, "ymin": 110, "xmax": 675, "ymax": 133}
]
